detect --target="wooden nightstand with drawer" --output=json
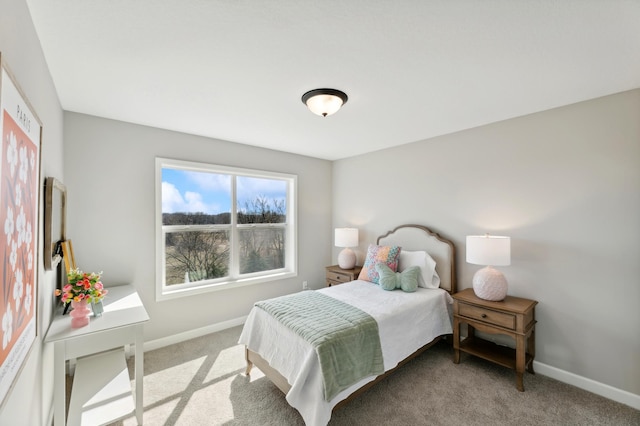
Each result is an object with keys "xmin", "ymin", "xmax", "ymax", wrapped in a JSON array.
[
  {"xmin": 325, "ymin": 265, "xmax": 362, "ymax": 287},
  {"xmin": 452, "ymin": 288, "xmax": 537, "ymax": 391}
]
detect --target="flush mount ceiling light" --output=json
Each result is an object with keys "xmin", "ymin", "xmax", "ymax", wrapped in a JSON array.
[{"xmin": 301, "ymin": 88, "xmax": 348, "ymax": 117}]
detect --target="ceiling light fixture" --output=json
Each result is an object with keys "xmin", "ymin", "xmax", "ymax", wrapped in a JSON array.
[{"xmin": 301, "ymin": 88, "xmax": 348, "ymax": 117}]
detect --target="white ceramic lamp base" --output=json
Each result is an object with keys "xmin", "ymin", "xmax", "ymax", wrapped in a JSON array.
[
  {"xmin": 472, "ymin": 266, "xmax": 508, "ymax": 301},
  {"xmin": 337, "ymin": 248, "xmax": 356, "ymax": 269}
]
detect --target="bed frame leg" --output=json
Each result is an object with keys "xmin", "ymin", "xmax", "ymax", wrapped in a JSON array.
[{"xmin": 245, "ymin": 347, "xmax": 253, "ymax": 375}]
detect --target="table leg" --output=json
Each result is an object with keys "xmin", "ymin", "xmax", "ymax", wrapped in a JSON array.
[
  {"xmin": 467, "ymin": 324, "xmax": 476, "ymax": 339},
  {"xmin": 515, "ymin": 334, "xmax": 526, "ymax": 391},
  {"xmin": 53, "ymin": 342, "xmax": 66, "ymax": 426},
  {"xmin": 453, "ymin": 317, "xmax": 460, "ymax": 364},
  {"xmin": 527, "ymin": 328, "xmax": 536, "ymax": 374},
  {"xmin": 135, "ymin": 325, "xmax": 144, "ymax": 425}
]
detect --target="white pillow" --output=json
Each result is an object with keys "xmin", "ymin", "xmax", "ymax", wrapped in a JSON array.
[{"xmin": 397, "ymin": 250, "xmax": 440, "ymax": 289}]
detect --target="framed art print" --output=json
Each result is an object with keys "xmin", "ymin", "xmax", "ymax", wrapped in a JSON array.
[
  {"xmin": 0, "ymin": 52, "xmax": 42, "ymax": 407},
  {"xmin": 44, "ymin": 177, "xmax": 67, "ymax": 271}
]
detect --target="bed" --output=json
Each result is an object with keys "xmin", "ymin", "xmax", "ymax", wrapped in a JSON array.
[{"xmin": 238, "ymin": 224, "xmax": 457, "ymax": 426}]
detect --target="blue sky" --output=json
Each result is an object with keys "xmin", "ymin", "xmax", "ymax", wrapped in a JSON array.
[{"xmin": 162, "ymin": 168, "xmax": 287, "ymax": 214}]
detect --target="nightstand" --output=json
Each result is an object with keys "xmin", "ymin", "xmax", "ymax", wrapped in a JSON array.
[
  {"xmin": 452, "ymin": 288, "xmax": 537, "ymax": 391},
  {"xmin": 325, "ymin": 264, "xmax": 362, "ymax": 286}
]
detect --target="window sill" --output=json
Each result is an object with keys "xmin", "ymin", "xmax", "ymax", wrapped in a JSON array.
[{"xmin": 156, "ymin": 271, "xmax": 298, "ymax": 302}]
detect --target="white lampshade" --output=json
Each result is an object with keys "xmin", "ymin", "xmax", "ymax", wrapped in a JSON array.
[
  {"xmin": 466, "ymin": 235, "xmax": 510, "ymax": 266},
  {"xmin": 335, "ymin": 228, "xmax": 358, "ymax": 269},
  {"xmin": 335, "ymin": 228, "xmax": 358, "ymax": 248},
  {"xmin": 466, "ymin": 235, "xmax": 511, "ymax": 301},
  {"xmin": 302, "ymin": 89, "xmax": 348, "ymax": 117}
]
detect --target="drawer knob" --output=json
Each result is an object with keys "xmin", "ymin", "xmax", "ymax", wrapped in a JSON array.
[{"xmin": 481, "ymin": 313, "xmax": 487, "ymax": 318}]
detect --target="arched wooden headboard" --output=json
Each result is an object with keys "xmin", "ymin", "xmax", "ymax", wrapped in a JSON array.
[{"xmin": 377, "ymin": 224, "xmax": 456, "ymax": 294}]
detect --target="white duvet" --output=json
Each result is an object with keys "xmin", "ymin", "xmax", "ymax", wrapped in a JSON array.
[{"xmin": 238, "ymin": 280, "xmax": 453, "ymax": 426}]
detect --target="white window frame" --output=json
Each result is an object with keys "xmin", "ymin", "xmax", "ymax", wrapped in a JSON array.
[{"xmin": 155, "ymin": 157, "xmax": 297, "ymax": 301}]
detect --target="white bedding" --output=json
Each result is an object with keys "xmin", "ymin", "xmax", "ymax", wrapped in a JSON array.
[{"xmin": 238, "ymin": 280, "xmax": 453, "ymax": 426}]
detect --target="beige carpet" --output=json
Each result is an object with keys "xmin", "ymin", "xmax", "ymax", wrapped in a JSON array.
[{"xmin": 95, "ymin": 325, "xmax": 639, "ymax": 425}]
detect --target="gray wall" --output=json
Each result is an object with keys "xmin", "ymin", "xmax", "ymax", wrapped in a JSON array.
[
  {"xmin": 0, "ymin": 0, "xmax": 65, "ymax": 424},
  {"xmin": 333, "ymin": 89, "xmax": 640, "ymax": 396},
  {"xmin": 0, "ymin": 1, "xmax": 637, "ymax": 421},
  {"xmin": 63, "ymin": 113, "xmax": 333, "ymax": 342}
]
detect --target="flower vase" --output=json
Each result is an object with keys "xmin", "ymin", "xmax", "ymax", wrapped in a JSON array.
[{"xmin": 70, "ymin": 299, "xmax": 91, "ymax": 328}]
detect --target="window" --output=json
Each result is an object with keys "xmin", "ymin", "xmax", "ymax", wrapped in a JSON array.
[{"xmin": 155, "ymin": 158, "xmax": 297, "ymax": 300}]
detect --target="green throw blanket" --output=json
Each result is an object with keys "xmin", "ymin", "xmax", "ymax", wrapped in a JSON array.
[{"xmin": 255, "ymin": 291, "xmax": 384, "ymax": 401}]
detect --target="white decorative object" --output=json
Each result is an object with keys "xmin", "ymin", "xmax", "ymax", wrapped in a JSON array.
[
  {"xmin": 335, "ymin": 228, "xmax": 358, "ymax": 269},
  {"xmin": 466, "ymin": 235, "xmax": 511, "ymax": 301}
]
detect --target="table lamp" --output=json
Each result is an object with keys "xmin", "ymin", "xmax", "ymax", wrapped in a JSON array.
[
  {"xmin": 335, "ymin": 228, "xmax": 358, "ymax": 269},
  {"xmin": 466, "ymin": 234, "xmax": 511, "ymax": 301}
]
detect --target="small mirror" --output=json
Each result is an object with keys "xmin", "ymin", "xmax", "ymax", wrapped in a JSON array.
[{"xmin": 44, "ymin": 177, "xmax": 67, "ymax": 271}]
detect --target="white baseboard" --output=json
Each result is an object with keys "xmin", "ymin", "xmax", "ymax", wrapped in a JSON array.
[
  {"xmin": 141, "ymin": 319, "xmax": 639, "ymax": 412},
  {"xmin": 143, "ymin": 316, "xmax": 247, "ymax": 352},
  {"xmin": 533, "ymin": 360, "xmax": 640, "ymax": 410}
]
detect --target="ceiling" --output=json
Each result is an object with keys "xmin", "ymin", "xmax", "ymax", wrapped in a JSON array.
[{"xmin": 27, "ymin": 1, "xmax": 640, "ymax": 161}]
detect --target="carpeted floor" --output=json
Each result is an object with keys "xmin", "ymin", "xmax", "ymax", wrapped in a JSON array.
[{"xmin": 93, "ymin": 325, "xmax": 639, "ymax": 425}]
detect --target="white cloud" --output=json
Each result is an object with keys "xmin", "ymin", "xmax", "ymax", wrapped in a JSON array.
[
  {"xmin": 237, "ymin": 177, "xmax": 286, "ymax": 202},
  {"xmin": 162, "ymin": 182, "xmax": 222, "ymax": 214},
  {"xmin": 186, "ymin": 171, "xmax": 231, "ymax": 193},
  {"xmin": 183, "ymin": 191, "xmax": 208, "ymax": 212},
  {"xmin": 162, "ymin": 182, "xmax": 184, "ymax": 213}
]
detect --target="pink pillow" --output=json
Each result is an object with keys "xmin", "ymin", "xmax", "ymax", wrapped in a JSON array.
[{"xmin": 358, "ymin": 244, "xmax": 402, "ymax": 284}]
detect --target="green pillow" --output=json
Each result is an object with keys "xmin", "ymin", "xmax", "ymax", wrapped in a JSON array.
[{"xmin": 375, "ymin": 263, "xmax": 419, "ymax": 292}]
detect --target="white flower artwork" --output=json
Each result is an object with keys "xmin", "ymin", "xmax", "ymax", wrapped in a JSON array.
[{"xmin": 0, "ymin": 55, "xmax": 42, "ymax": 406}]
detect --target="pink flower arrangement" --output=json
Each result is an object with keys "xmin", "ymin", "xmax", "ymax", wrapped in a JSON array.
[{"xmin": 54, "ymin": 268, "xmax": 108, "ymax": 304}]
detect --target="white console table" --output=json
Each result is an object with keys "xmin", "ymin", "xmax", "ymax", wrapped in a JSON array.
[{"xmin": 45, "ymin": 284, "xmax": 149, "ymax": 426}]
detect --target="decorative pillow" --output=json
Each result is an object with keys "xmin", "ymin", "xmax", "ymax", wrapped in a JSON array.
[
  {"xmin": 357, "ymin": 244, "xmax": 401, "ymax": 284},
  {"xmin": 397, "ymin": 250, "xmax": 440, "ymax": 289},
  {"xmin": 376, "ymin": 263, "xmax": 419, "ymax": 292}
]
